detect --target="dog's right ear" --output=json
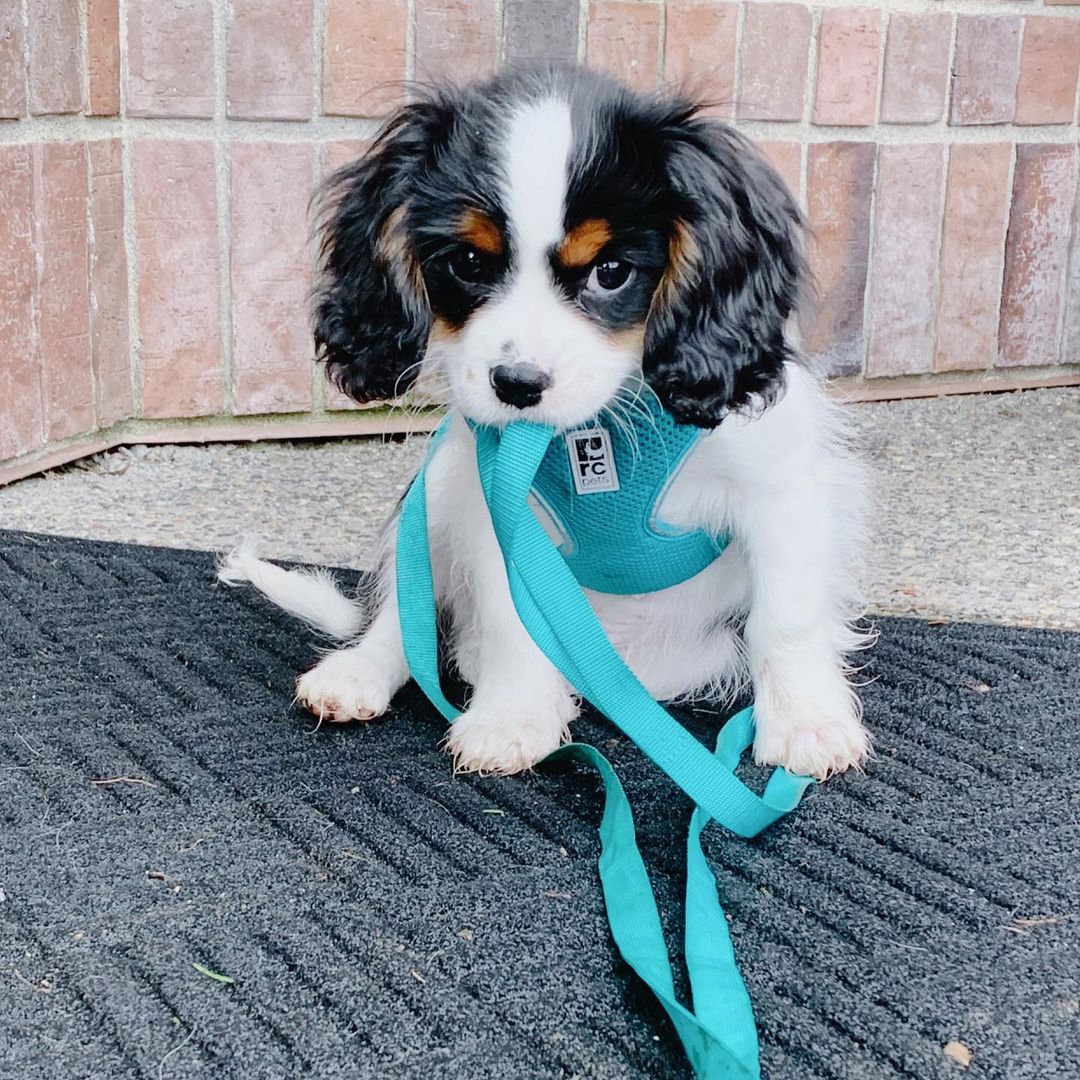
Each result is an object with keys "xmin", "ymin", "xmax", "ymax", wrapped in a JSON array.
[{"xmin": 312, "ymin": 98, "xmax": 453, "ymax": 403}]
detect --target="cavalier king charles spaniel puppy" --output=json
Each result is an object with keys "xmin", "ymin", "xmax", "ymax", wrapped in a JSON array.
[{"xmin": 222, "ymin": 66, "xmax": 870, "ymax": 781}]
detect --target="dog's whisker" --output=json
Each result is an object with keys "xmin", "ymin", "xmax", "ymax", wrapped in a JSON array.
[
  {"xmin": 390, "ymin": 359, "xmax": 429, "ymax": 401},
  {"xmin": 615, "ymin": 381, "xmax": 662, "ymax": 440},
  {"xmin": 599, "ymin": 400, "xmax": 636, "ymax": 452},
  {"xmin": 601, "ymin": 397, "xmax": 642, "ymax": 462}
]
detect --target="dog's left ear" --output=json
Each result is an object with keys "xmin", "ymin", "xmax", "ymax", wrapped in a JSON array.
[
  {"xmin": 312, "ymin": 96, "xmax": 457, "ymax": 405},
  {"xmin": 644, "ymin": 116, "xmax": 805, "ymax": 427}
]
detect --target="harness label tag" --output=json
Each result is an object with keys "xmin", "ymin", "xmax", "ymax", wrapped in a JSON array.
[{"xmin": 565, "ymin": 426, "xmax": 620, "ymax": 495}]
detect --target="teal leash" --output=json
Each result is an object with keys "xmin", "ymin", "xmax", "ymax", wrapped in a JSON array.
[{"xmin": 396, "ymin": 417, "xmax": 814, "ymax": 1080}]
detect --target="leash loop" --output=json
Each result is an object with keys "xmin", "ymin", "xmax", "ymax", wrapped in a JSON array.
[{"xmin": 396, "ymin": 416, "xmax": 813, "ymax": 1079}]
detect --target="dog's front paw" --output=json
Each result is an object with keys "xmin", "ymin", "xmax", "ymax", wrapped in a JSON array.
[
  {"xmin": 751, "ymin": 686, "xmax": 868, "ymax": 781},
  {"xmin": 753, "ymin": 708, "xmax": 869, "ymax": 779},
  {"xmin": 445, "ymin": 703, "xmax": 570, "ymax": 775},
  {"xmin": 296, "ymin": 650, "xmax": 393, "ymax": 723}
]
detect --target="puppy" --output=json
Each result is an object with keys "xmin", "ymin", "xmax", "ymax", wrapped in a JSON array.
[{"xmin": 222, "ymin": 66, "xmax": 870, "ymax": 781}]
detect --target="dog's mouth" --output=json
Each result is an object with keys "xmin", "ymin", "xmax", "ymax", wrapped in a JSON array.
[{"xmin": 457, "ymin": 385, "xmax": 651, "ymax": 438}]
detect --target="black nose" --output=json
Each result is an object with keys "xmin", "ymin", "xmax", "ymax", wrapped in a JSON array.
[{"xmin": 489, "ymin": 363, "xmax": 551, "ymax": 409}]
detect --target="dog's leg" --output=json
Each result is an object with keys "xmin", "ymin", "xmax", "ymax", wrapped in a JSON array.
[
  {"xmin": 445, "ymin": 585, "xmax": 578, "ymax": 775},
  {"xmin": 438, "ymin": 429, "xmax": 578, "ymax": 774},
  {"xmin": 444, "ymin": 573, "xmax": 578, "ymax": 775},
  {"xmin": 740, "ymin": 495, "xmax": 868, "ymax": 778},
  {"xmin": 737, "ymin": 469, "xmax": 868, "ymax": 780},
  {"xmin": 292, "ymin": 434, "xmax": 439, "ymax": 725},
  {"xmin": 294, "ymin": 423, "xmax": 481, "ymax": 725},
  {"xmin": 683, "ymin": 374, "xmax": 868, "ymax": 780},
  {"xmin": 295, "ymin": 576, "xmax": 409, "ymax": 723}
]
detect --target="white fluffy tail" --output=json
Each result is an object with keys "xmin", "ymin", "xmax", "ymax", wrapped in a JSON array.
[{"xmin": 217, "ymin": 539, "xmax": 364, "ymax": 640}]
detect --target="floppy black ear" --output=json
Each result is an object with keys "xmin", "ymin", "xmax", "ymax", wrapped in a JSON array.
[
  {"xmin": 312, "ymin": 98, "xmax": 453, "ymax": 403},
  {"xmin": 644, "ymin": 115, "xmax": 805, "ymax": 427}
]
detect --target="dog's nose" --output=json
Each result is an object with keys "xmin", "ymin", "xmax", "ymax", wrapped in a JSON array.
[{"xmin": 489, "ymin": 363, "xmax": 551, "ymax": 409}]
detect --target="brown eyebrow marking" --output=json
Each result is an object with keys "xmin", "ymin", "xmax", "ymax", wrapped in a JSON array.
[
  {"xmin": 458, "ymin": 208, "xmax": 504, "ymax": 255},
  {"xmin": 557, "ymin": 218, "xmax": 613, "ymax": 268}
]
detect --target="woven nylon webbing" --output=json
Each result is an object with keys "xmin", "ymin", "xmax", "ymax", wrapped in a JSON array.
[{"xmin": 396, "ymin": 416, "xmax": 813, "ymax": 1079}]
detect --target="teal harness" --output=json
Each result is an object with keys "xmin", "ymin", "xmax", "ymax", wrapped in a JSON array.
[
  {"xmin": 396, "ymin": 400, "xmax": 813, "ymax": 1080},
  {"xmin": 528, "ymin": 401, "xmax": 729, "ymax": 594}
]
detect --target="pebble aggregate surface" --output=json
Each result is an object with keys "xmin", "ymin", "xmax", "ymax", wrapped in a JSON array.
[{"xmin": 1, "ymin": 387, "xmax": 1076, "ymax": 629}]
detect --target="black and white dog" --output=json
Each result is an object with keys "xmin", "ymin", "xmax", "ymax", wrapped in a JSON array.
[{"xmin": 222, "ymin": 66, "xmax": 870, "ymax": 780}]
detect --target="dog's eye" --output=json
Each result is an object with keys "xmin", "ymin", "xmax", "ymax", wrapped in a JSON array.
[
  {"xmin": 448, "ymin": 247, "xmax": 493, "ymax": 284},
  {"xmin": 586, "ymin": 260, "xmax": 633, "ymax": 294}
]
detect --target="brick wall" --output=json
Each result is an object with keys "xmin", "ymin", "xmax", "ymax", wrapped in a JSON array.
[{"xmin": 1, "ymin": 1, "xmax": 1079, "ymax": 482}]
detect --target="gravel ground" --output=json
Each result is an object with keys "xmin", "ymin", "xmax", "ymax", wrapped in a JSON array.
[{"xmin": 0, "ymin": 386, "xmax": 1076, "ymax": 628}]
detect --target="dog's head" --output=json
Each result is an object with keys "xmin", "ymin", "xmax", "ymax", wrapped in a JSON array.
[{"xmin": 313, "ymin": 67, "xmax": 804, "ymax": 430}]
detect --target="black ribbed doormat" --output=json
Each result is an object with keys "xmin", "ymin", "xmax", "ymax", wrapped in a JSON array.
[{"xmin": 1, "ymin": 529, "xmax": 1077, "ymax": 1079}]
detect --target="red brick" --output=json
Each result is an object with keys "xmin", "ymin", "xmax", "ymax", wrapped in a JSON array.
[
  {"xmin": 0, "ymin": 4, "xmax": 25, "ymax": 118},
  {"xmin": 87, "ymin": 0, "xmax": 121, "ymax": 116},
  {"xmin": 127, "ymin": 0, "xmax": 214, "ymax": 118},
  {"xmin": 0, "ymin": 146, "xmax": 42, "ymax": 460},
  {"xmin": 228, "ymin": 0, "xmax": 313, "ymax": 120},
  {"xmin": 586, "ymin": 1, "xmax": 661, "ymax": 93},
  {"xmin": 231, "ymin": 143, "xmax": 316, "ymax": 415},
  {"xmin": 1015, "ymin": 16, "xmax": 1080, "ymax": 126},
  {"xmin": 34, "ymin": 142, "xmax": 94, "ymax": 440},
  {"xmin": 737, "ymin": 4, "xmax": 811, "ymax": 122},
  {"xmin": 27, "ymin": 0, "xmax": 82, "ymax": 115},
  {"xmin": 813, "ymin": 8, "xmax": 881, "ymax": 127},
  {"xmin": 664, "ymin": 2, "xmax": 738, "ymax": 118},
  {"xmin": 88, "ymin": 140, "xmax": 133, "ymax": 426},
  {"xmin": 322, "ymin": 140, "xmax": 370, "ymax": 177},
  {"xmin": 934, "ymin": 144, "xmax": 1012, "ymax": 373},
  {"xmin": 866, "ymin": 145, "xmax": 944, "ymax": 378},
  {"xmin": 133, "ymin": 140, "xmax": 223, "ymax": 417},
  {"xmin": 323, "ymin": 0, "xmax": 406, "ymax": 116},
  {"xmin": 999, "ymin": 145, "xmax": 1078, "ymax": 367},
  {"xmin": 504, "ymin": 0, "xmax": 579, "ymax": 66},
  {"xmin": 880, "ymin": 13, "xmax": 951, "ymax": 124},
  {"xmin": 416, "ymin": 0, "xmax": 498, "ymax": 83},
  {"xmin": 756, "ymin": 141, "xmax": 802, "ymax": 203},
  {"xmin": 799, "ymin": 142, "xmax": 875, "ymax": 375},
  {"xmin": 950, "ymin": 16, "xmax": 1021, "ymax": 126}
]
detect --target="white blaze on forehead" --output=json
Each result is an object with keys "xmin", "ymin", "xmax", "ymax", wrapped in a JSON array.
[{"xmin": 501, "ymin": 97, "xmax": 573, "ymax": 259}]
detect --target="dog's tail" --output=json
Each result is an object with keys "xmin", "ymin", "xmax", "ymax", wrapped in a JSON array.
[{"xmin": 217, "ymin": 538, "xmax": 364, "ymax": 640}]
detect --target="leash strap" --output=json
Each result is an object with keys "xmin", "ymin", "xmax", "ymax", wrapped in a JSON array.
[{"xmin": 396, "ymin": 418, "xmax": 813, "ymax": 1080}]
